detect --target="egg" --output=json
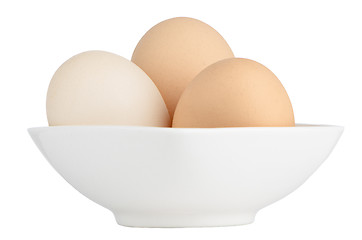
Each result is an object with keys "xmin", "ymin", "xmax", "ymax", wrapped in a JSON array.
[
  {"xmin": 132, "ymin": 17, "xmax": 234, "ymax": 119},
  {"xmin": 173, "ymin": 58, "xmax": 295, "ymax": 128},
  {"xmin": 46, "ymin": 51, "xmax": 170, "ymax": 127}
]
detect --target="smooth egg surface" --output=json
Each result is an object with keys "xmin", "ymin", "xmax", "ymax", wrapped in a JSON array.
[
  {"xmin": 132, "ymin": 17, "xmax": 234, "ymax": 119},
  {"xmin": 47, "ymin": 51, "xmax": 170, "ymax": 127},
  {"xmin": 173, "ymin": 58, "xmax": 295, "ymax": 128}
]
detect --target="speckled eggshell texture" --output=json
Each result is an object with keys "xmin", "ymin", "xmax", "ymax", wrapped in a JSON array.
[
  {"xmin": 173, "ymin": 58, "xmax": 295, "ymax": 128},
  {"xmin": 132, "ymin": 17, "xmax": 234, "ymax": 119}
]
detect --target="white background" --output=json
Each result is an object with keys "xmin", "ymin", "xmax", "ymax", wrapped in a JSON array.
[{"xmin": 1, "ymin": 0, "xmax": 361, "ymax": 239}]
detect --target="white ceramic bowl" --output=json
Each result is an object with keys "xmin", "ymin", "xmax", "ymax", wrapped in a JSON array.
[{"xmin": 28, "ymin": 124, "xmax": 343, "ymax": 227}]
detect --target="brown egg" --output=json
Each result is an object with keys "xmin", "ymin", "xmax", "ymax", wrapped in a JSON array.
[
  {"xmin": 132, "ymin": 17, "xmax": 234, "ymax": 119},
  {"xmin": 173, "ymin": 58, "xmax": 295, "ymax": 128}
]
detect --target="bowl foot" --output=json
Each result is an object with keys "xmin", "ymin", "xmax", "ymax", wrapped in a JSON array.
[{"xmin": 114, "ymin": 212, "xmax": 256, "ymax": 228}]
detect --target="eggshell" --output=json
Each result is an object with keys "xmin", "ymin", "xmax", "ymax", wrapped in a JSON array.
[
  {"xmin": 173, "ymin": 58, "xmax": 295, "ymax": 128},
  {"xmin": 132, "ymin": 17, "xmax": 234, "ymax": 119},
  {"xmin": 47, "ymin": 51, "xmax": 170, "ymax": 127}
]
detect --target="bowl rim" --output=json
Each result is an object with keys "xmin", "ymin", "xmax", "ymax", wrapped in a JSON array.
[{"xmin": 28, "ymin": 124, "xmax": 344, "ymax": 134}]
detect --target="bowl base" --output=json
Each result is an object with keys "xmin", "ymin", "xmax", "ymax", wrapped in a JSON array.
[{"xmin": 114, "ymin": 212, "xmax": 256, "ymax": 228}]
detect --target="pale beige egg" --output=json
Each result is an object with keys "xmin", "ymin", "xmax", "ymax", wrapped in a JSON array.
[
  {"xmin": 132, "ymin": 17, "xmax": 234, "ymax": 119},
  {"xmin": 173, "ymin": 58, "xmax": 295, "ymax": 128},
  {"xmin": 47, "ymin": 50, "xmax": 170, "ymax": 127}
]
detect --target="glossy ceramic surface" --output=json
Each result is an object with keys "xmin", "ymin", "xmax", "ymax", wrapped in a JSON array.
[{"xmin": 28, "ymin": 125, "xmax": 343, "ymax": 227}]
